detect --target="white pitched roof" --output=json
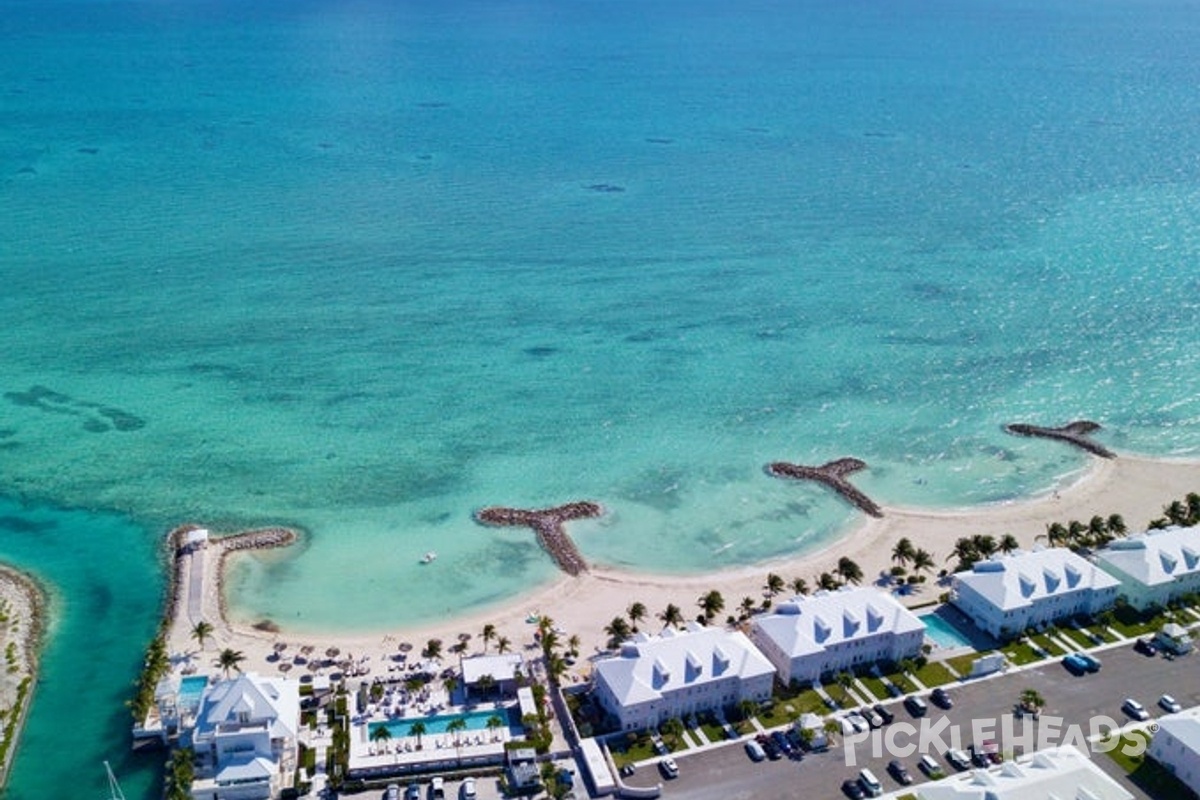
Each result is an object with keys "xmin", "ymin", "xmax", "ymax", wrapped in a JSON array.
[
  {"xmin": 594, "ymin": 623, "xmax": 773, "ymax": 706},
  {"xmin": 955, "ymin": 548, "xmax": 1119, "ymax": 611},
  {"xmin": 460, "ymin": 653, "xmax": 523, "ymax": 684},
  {"xmin": 917, "ymin": 745, "xmax": 1132, "ymax": 800},
  {"xmin": 1095, "ymin": 526, "xmax": 1200, "ymax": 587},
  {"xmin": 752, "ymin": 587, "xmax": 925, "ymax": 658},
  {"xmin": 194, "ymin": 672, "xmax": 298, "ymax": 742},
  {"xmin": 1155, "ymin": 706, "xmax": 1200, "ymax": 755},
  {"xmin": 216, "ymin": 756, "xmax": 275, "ymax": 784}
]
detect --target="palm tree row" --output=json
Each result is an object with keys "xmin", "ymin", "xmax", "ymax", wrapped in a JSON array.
[
  {"xmin": 1043, "ymin": 514, "xmax": 1127, "ymax": 551},
  {"xmin": 1150, "ymin": 492, "xmax": 1200, "ymax": 530},
  {"xmin": 946, "ymin": 533, "xmax": 1019, "ymax": 571}
]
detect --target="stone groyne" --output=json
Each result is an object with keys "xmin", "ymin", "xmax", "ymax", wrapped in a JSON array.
[
  {"xmin": 1004, "ymin": 420, "xmax": 1116, "ymax": 459},
  {"xmin": 766, "ymin": 457, "xmax": 884, "ymax": 518},
  {"xmin": 474, "ymin": 502, "xmax": 603, "ymax": 576}
]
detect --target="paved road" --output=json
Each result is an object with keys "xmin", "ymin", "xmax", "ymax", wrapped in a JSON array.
[{"xmin": 624, "ymin": 643, "xmax": 1200, "ymax": 800}]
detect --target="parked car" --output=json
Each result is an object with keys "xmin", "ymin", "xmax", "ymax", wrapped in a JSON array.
[
  {"xmin": 841, "ymin": 778, "xmax": 866, "ymax": 799},
  {"xmin": 904, "ymin": 695, "xmax": 928, "ymax": 717},
  {"xmin": 1159, "ymin": 694, "xmax": 1182, "ymax": 714},
  {"xmin": 431, "ymin": 777, "xmax": 445, "ymax": 799},
  {"xmin": 1135, "ymin": 637, "xmax": 1158, "ymax": 656},
  {"xmin": 862, "ymin": 708, "xmax": 885, "ymax": 729},
  {"xmin": 846, "ymin": 712, "xmax": 870, "ymax": 733},
  {"xmin": 771, "ymin": 730, "xmax": 794, "ymax": 755},
  {"xmin": 659, "ymin": 757, "xmax": 679, "ymax": 778},
  {"xmin": 653, "ymin": 737, "xmax": 669, "ymax": 755},
  {"xmin": 761, "ymin": 736, "xmax": 782, "ymax": 760},
  {"xmin": 619, "ymin": 763, "xmax": 636, "ymax": 777},
  {"xmin": 745, "ymin": 739, "xmax": 766, "ymax": 762},
  {"xmin": 1076, "ymin": 652, "xmax": 1102, "ymax": 672},
  {"xmin": 1122, "ymin": 698, "xmax": 1150, "ymax": 721},
  {"xmin": 931, "ymin": 687, "xmax": 953, "ymax": 709},
  {"xmin": 873, "ymin": 704, "xmax": 895, "ymax": 725},
  {"xmin": 385, "ymin": 784, "xmax": 400, "ymax": 800},
  {"xmin": 969, "ymin": 745, "xmax": 991, "ymax": 768},
  {"xmin": 887, "ymin": 759, "xmax": 913, "ymax": 785},
  {"xmin": 461, "ymin": 777, "xmax": 476, "ymax": 800},
  {"xmin": 1061, "ymin": 653, "xmax": 1089, "ymax": 675},
  {"xmin": 945, "ymin": 748, "xmax": 971, "ymax": 771},
  {"xmin": 405, "ymin": 785, "xmax": 421, "ymax": 800},
  {"xmin": 918, "ymin": 754, "xmax": 944, "ymax": 778}
]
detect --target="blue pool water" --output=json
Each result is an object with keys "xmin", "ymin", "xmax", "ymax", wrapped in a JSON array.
[
  {"xmin": 370, "ymin": 708, "xmax": 518, "ymax": 739},
  {"xmin": 178, "ymin": 675, "xmax": 209, "ymax": 709},
  {"xmin": 921, "ymin": 614, "xmax": 975, "ymax": 650}
]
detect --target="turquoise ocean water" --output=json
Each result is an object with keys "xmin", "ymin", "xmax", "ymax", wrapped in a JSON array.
[{"xmin": 2, "ymin": 0, "xmax": 1200, "ymax": 793}]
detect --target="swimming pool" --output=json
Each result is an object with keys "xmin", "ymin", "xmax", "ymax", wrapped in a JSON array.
[
  {"xmin": 369, "ymin": 707, "xmax": 518, "ymax": 740},
  {"xmin": 178, "ymin": 675, "xmax": 209, "ymax": 709},
  {"xmin": 921, "ymin": 614, "xmax": 975, "ymax": 649}
]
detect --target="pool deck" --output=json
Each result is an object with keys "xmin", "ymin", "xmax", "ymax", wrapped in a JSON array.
[{"xmin": 348, "ymin": 701, "xmax": 519, "ymax": 775}]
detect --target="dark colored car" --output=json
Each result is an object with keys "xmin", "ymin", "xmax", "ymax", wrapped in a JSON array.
[
  {"xmin": 1135, "ymin": 638, "xmax": 1158, "ymax": 656},
  {"xmin": 887, "ymin": 760, "xmax": 913, "ymax": 785},
  {"xmin": 771, "ymin": 730, "xmax": 794, "ymax": 755},
  {"xmin": 842, "ymin": 778, "xmax": 866, "ymax": 799},
  {"xmin": 970, "ymin": 745, "xmax": 990, "ymax": 768},
  {"xmin": 1061, "ymin": 653, "xmax": 1089, "ymax": 675},
  {"xmin": 904, "ymin": 696, "xmax": 928, "ymax": 717},
  {"xmin": 931, "ymin": 687, "xmax": 953, "ymax": 709},
  {"xmin": 1076, "ymin": 653, "xmax": 1101, "ymax": 672},
  {"xmin": 873, "ymin": 704, "xmax": 895, "ymax": 725}
]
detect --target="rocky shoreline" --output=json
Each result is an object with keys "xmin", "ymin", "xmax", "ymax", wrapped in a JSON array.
[
  {"xmin": 1004, "ymin": 420, "xmax": 1116, "ymax": 459},
  {"xmin": 766, "ymin": 457, "xmax": 884, "ymax": 518},
  {"xmin": 0, "ymin": 565, "xmax": 45, "ymax": 789},
  {"xmin": 475, "ymin": 501, "xmax": 603, "ymax": 576}
]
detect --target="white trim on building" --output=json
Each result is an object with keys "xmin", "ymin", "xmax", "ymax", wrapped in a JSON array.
[
  {"xmin": 950, "ymin": 548, "xmax": 1120, "ymax": 639},
  {"xmin": 916, "ymin": 745, "xmax": 1132, "ymax": 800},
  {"xmin": 1148, "ymin": 706, "xmax": 1200, "ymax": 795},
  {"xmin": 592, "ymin": 623, "xmax": 774, "ymax": 731},
  {"xmin": 749, "ymin": 587, "xmax": 925, "ymax": 684},
  {"xmin": 1094, "ymin": 526, "xmax": 1200, "ymax": 610}
]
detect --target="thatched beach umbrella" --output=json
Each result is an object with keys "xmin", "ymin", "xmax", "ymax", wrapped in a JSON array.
[
  {"xmin": 397, "ymin": 642, "xmax": 413, "ymax": 653},
  {"xmin": 278, "ymin": 662, "xmax": 292, "ymax": 673},
  {"xmin": 326, "ymin": 646, "xmax": 341, "ymax": 659},
  {"xmin": 274, "ymin": 642, "xmax": 288, "ymax": 653}
]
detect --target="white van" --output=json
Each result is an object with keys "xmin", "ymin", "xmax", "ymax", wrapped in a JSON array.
[{"xmin": 858, "ymin": 768, "xmax": 883, "ymax": 797}]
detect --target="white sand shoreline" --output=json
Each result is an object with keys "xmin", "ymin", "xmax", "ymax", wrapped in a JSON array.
[{"xmin": 172, "ymin": 453, "xmax": 1200, "ymax": 684}]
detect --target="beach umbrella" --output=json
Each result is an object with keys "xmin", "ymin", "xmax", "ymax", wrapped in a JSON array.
[
  {"xmin": 326, "ymin": 647, "xmax": 341, "ymax": 658},
  {"xmin": 398, "ymin": 642, "xmax": 413, "ymax": 653},
  {"xmin": 278, "ymin": 662, "xmax": 292, "ymax": 673},
  {"xmin": 273, "ymin": 642, "xmax": 288, "ymax": 653}
]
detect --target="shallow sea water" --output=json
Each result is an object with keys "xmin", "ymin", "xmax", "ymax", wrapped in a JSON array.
[{"xmin": 2, "ymin": 0, "xmax": 1200, "ymax": 793}]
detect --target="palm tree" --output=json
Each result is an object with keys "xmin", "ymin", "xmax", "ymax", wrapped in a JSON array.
[
  {"xmin": 1106, "ymin": 514, "xmax": 1128, "ymax": 536},
  {"xmin": 214, "ymin": 648, "xmax": 245, "ymax": 679},
  {"xmin": 1045, "ymin": 522, "xmax": 1069, "ymax": 548},
  {"xmin": 1066, "ymin": 520, "xmax": 1088, "ymax": 549},
  {"xmin": 947, "ymin": 537, "xmax": 980, "ymax": 569},
  {"xmin": 1019, "ymin": 688, "xmax": 1045, "ymax": 712},
  {"xmin": 496, "ymin": 635, "xmax": 512, "ymax": 654},
  {"xmin": 790, "ymin": 577, "xmax": 810, "ymax": 596},
  {"xmin": 475, "ymin": 673, "xmax": 496, "ymax": 701},
  {"xmin": 659, "ymin": 603, "xmax": 684, "ymax": 629},
  {"xmin": 764, "ymin": 573, "xmax": 785, "ymax": 596},
  {"xmin": 1187, "ymin": 493, "xmax": 1200, "ymax": 526},
  {"xmin": 738, "ymin": 698, "xmax": 760, "ymax": 724},
  {"xmin": 372, "ymin": 724, "xmax": 392, "ymax": 752},
  {"xmin": 823, "ymin": 718, "xmax": 841, "ymax": 745},
  {"xmin": 698, "ymin": 590, "xmax": 725, "ymax": 623},
  {"xmin": 481, "ymin": 623, "xmax": 496, "ymax": 652},
  {"xmin": 999, "ymin": 534, "xmax": 1020, "ymax": 554},
  {"xmin": 911, "ymin": 548, "xmax": 936, "ymax": 576},
  {"xmin": 604, "ymin": 617, "xmax": 632, "ymax": 649},
  {"xmin": 627, "ymin": 602, "xmax": 647, "ymax": 632},
  {"xmin": 817, "ymin": 572, "xmax": 840, "ymax": 591},
  {"xmin": 546, "ymin": 653, "xmax": 568, "ymax": 683},
  {"xmin": 892, "ymin": 537, "xmax": 917, "ymax": 566},
  {"xmin": 835, "ymin": 670, "xmax": 854, "ymax": 704},
  {"xmin": 409, "ymin": 720, "xmax": 427, "ymax": 750},
  {"xmin": 1088, "ymin": 515, "xmax": 1108, "ymax": 540},
  {"xmin": 447, "ymin": 717, "xmax": 468, "ymax": 748},
  {"xmin": 739, "ymin": 596, "xmax": 756, "ymax": 616},
  {"xmin": 190, "ymin": 620, "xmax": 214, "ymax": 651},
  {"xmin": 486, "ymin": 714, "xmax": 505, "ymax": 741},
  {"xmin": 1165, "ymin": 500, "xmax": 1189, "ymax": 527},
  {"xmin": 972, "ymin": 534, "xmax": 998, "ymax": 559},
  {"xmin": 836, "ymin": 557, "xmax": 863, "ymax": 585},
  {"xmin": 567, "ymin": 634, "xmax": 581, "ymax": 658},
  {"xmin": 443, "ymin": 675, "xmax": 459, "ymax": 702},
  {"xmin": 422, "ymin": 638, "xmax": 443, "ymax": 661}
]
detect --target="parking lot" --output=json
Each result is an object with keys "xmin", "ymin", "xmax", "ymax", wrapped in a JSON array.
[{"xmin": 622, "ymin": 641, "xmax": 1200, "ymax": 800}]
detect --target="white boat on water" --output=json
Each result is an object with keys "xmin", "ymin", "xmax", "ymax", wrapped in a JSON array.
[
  {"xmin": 420, "ymin": 551, "xmax": 437, "ymax": 564},
  {"xmin": 105, "ymin": 761, "xmax": 126, "ymax": 800}
]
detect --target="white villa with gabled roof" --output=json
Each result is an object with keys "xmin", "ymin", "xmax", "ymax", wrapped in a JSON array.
[
  {"xmin": 1093, "ymin": 526, "xmax": 1200, "ymax": 610},
  {"xmin": 1147, "ymin": 705, "xmax": 1200, "ymax": 794},
  {"xmin": 950, "ymin": 547, "xmax": 1120, "ymax": 640},
  {"xmin": 591, "ymin": 622, "xmax": 774, "ymax": 731},
  {"xmin": 916, "ymin": 745, "xmax": 1131, "ymax": 800},
  {"xmin": 749, "ymin": 587, "xmax": 925, "ymax": 684},
  {"xmin": 187, "ymin": 672, "xmax": 300, "ymax": 800}
]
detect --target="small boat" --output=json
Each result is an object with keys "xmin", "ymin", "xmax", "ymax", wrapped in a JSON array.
[
  {"xmin": 420, "ymin": 551, "xmax": 437, "ymax": 564},
  {"xmin": 105, "ymin": 761, "xmax": 127, "ymax": 800}
]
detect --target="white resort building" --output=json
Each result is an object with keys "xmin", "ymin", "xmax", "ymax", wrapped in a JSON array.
[
  {"xmin": 916, "ymin": 745, "xmax": 1132, "ymax": 800},
  {"xmin": 748, "ymin": 587, "xmax": 926, "ymax": 684},
  {"xmin": 1147, "ymin": 705, "xmax": 1200, "ymax": 795},
  {"xmin": 187, "ymin": 672, "xmax": 300, "ymax": 800},
  {"xmin": 592, "ymin": 623, "xmax": 775, "ymax": 731},
  {"xmin": 459, "ymin": 652, "xmax": 524, "ymax": 701},
  {"xmin": 1093, "ymin": 526, "xmax": 1200, "ymax": 611},
  {"xmin": 949, "ymin": 548, "xmax": 1120, "ymax": 640}
]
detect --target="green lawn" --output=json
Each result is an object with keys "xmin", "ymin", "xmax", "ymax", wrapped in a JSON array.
[
  {"xmin": 1103, "ymin": 730, "xmax": 1197, "ymax": 798},
  {"xmin": 1058, "ymin": 627, "xmax": 1095, "ymax": 650},
  {"xmin": 946, "ymin": 651, "xmax": 993, "ymax": 676},
  {"xmin": 609, "ymin": 734, "xmax": 658, "ymax": 767},
  {"xmin": 1030, "ymin": 633, "xmax": 1066, "ymax": 656},
  {"xmin": 1000, "ymin": 641, "xmax": 1047, "ymax": 666},
  {"xmin": 697, "ymin": 712, "xmax": 728, "ymax": 744},
  {"xmin": 912, "ymin": 661, "xmax": 956, "ymax": 687},
  {"xmin": 821, "ymin": 678, "xmax": 854, "ymax": 709},
  {"xmin": 858, "ymin": 674, "xmax": 890, "ymax": 701},
  {"xmin": 883, "ymin": 669, "xmax": 917, "ymax": 695}
]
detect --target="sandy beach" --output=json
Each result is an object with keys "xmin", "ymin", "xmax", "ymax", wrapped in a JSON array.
[
  {"xmin": 0, "ymin": 565, "xmax": 44, "ymax": 788},
  {"xmin": 167, "ymin": 453, "xmax": 1200, "ymax": 682}
]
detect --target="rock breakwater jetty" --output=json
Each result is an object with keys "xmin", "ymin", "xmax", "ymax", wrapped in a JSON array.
[
  {"xmin": 475, "ymin": 501, "xmax": 602, "ymax": 576},
  {"xmin": 1004, "ymin": 420, "xmax": 1116, "ymax": 459},
  {"xmin": 766, "ymin": 457, "xmax": 884, "ymax": 518}
]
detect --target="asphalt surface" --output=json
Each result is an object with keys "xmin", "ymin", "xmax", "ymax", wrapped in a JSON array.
[{"xmin": 623, "ymin": 642, "xmax": 1200, "ymax": 800}]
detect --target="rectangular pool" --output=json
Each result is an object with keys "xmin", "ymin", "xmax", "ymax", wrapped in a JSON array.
[
  {"xmin": 370, "ymin": 707, "xmax": 518, "ymax": 740},
  {"xmin": 921, "ymin": 613, "xmax": 975, "ymax": 650}
]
